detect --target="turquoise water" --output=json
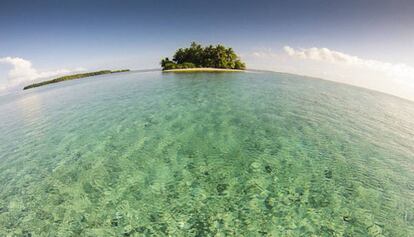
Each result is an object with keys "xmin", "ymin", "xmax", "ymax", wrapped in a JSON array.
[{"xmin": 0, "ymin": 71, "xmax": 413, "ymax": 236}]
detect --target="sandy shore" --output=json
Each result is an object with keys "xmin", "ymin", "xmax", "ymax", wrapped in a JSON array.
[{"xmin": 162, "ymin": 68, "xmax": 245, "ymax": 73}]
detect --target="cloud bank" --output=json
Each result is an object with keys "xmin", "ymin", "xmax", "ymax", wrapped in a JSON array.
[
  {"xmin": 283, "ymin": 46, "xmax": 414, "ymax": 79},
  {"xmin": 0, "ymin": 57, "xmax": 85, "ymax": 92},
  {"xmin": 247, "ymin": 46, "xmax": 414, "ymax": 101}
]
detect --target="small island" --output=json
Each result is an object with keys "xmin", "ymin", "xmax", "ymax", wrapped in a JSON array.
[
  {"xmin": 161, "ymin": 42, "xmax": 246, "ymax": 72},
  {"xmin": 23, "ymin": 69, "xmax": 130, "ymax": 90}
]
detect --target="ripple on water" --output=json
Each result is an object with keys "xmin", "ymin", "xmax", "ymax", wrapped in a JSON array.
[{"xmin": 0, "ymin": 71, "xmax": 413, "ymax": 236}]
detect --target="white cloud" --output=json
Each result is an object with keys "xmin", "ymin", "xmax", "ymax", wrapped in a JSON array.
[
  {"xmin": 246, "ymin": 46, "xmax": 414, "ymax": 101},
  {"xmin": 283, "ymin": 46, "xmax": 414, "ymax": 79},
  {"xmin": 0, "ymin": 57, "xmax": 85, "ymax": 92}
]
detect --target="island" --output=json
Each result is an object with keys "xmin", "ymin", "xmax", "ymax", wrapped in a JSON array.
[
  {"xmin": 23, "ymin": 69, "xmax": 130, "ymax": 90},
  {"xmin": 161, "ymin": 42, "xmax": 246, "ymax": 72}
]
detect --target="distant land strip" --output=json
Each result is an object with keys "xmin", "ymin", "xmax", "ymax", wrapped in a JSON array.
[{"xmin": 23, "ymin": 69, "xmax": 130, "ymax": 90}]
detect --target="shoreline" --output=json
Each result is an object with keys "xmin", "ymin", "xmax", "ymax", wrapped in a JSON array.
[{"xmin": 162, "ymin": 68, "xmax": 245, "ymax": 73}]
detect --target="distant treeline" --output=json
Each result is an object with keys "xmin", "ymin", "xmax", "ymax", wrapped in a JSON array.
[
  {"xmin": 161, "ymin": 42, "xmax": 246, "ymax": 70},
  {"xmin": 23, "ymin": 69, "xmax": 130, "ymax": 90}
]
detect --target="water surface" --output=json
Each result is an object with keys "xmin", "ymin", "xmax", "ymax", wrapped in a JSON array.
[{"xmin": 0, "ymin": 71, "xmax": 413, "ymax": 236}]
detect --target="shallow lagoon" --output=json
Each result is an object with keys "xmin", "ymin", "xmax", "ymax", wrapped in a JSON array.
[{"xmin": 0, "ymin": 71, "xmax": 413, "ymax": 236}]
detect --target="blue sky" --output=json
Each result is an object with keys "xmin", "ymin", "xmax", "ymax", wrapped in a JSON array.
[{"xmin": 1, "ymin": 0, "xmax": 414, "ymax": 100}]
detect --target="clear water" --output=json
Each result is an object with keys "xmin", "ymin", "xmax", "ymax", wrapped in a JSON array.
[{"xmin": 0, "ymin": 71, "xmax": 413, "ymax": 236}]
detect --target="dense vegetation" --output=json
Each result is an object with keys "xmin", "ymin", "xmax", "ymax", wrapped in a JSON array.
[
  {"xmin": 161, "ymin": 42, "xmax": 246, "ymax": 70},
  {"xmin": 23, "ymin": 70, "xmax": 130, "ymax": 90}
]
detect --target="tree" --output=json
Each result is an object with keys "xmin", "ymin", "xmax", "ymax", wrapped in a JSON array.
[
  {"xmin": 160, "ymin": 57, "xmax": 171, "ymax": 68},
  {"xmin": 161, "ymin": 42, "xmax": 246, "ymax": 70},
  {"xmin": 234, "ymin": 60, "xmax": 246, "ymax": 70}
]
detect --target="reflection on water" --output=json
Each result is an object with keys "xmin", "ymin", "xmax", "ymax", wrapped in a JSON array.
[
  {"xmin": 16, "ymin": 94, "xmax": 45, "ymax": 139},
  {"xmin": 0, "ymin": 71, "xmax": 413, "ymax": 236}
]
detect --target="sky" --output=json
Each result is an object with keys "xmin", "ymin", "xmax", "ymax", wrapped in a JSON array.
[{"xmin": 1, "ymin": 0, "xmax": 414, "ymax": 100}]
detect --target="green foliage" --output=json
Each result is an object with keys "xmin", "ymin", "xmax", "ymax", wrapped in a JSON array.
[
  {"xmin": 178, "ymin": 62, "xmax": 196, "ymax": 69},
  {"xmin": 160, "ymin": 42, "xmax": 246, "ymax": 70},
  {"xmin": 234, "ymin": 60, "xmax": 246, "ymax": 70},
  {"xmin": 23, "ymin": 69, "xmax": 130, "ymax": 90},
  {"xmin": 111, "ymin": 69, "xmax": 130, "ymax": 73}
]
